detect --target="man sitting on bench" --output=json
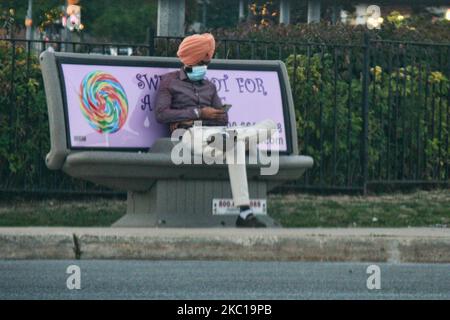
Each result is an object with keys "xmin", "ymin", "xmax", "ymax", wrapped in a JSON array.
[{"xmin": 155, "ymin": 33, "xmax": 276, "ymax": 228}]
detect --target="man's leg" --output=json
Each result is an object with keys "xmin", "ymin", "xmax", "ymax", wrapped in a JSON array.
[
  {"xmin": 226, "ymin": 139, "xmax": 267, "ymax": 227},
  {"xmin": 182, "ymin": 126, "xmax": 225, "ymax": 158},
  {"xmin": 192, "ymin": 125, "xmax": 266, "ymax": 227},
  {"xmin": 226, "ymin": 138, "xmax": 250, "ymax": 207},
  {"xmin": 226, "ymin": 120, "xmax": 278, "ymax": 228},
  {"xmin": 228, "ymin": 119, "xmax": 277, "ymax": 149},
  {"xmin": 181, "ymin": 124, "xmax": 269, "ymax": 228}
]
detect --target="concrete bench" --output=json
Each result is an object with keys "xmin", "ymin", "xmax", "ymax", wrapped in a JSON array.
[{"xmin": 40, "ymin": 51, "xmax": 313, "ymax": 227}]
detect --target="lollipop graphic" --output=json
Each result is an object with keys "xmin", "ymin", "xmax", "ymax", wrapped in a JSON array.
[{"xmin": 79, "ymin": 71, "xmax": 128, "ymax": 134}]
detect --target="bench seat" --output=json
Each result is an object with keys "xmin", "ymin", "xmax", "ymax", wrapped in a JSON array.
[{"xmin": 63, "ymin": 149, "xmax": 313, "ymax": 191}]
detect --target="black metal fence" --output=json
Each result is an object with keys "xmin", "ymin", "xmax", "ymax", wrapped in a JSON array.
[{"xmin": 0, "ymin": 35, "xmax": 448, "ymax": 195}]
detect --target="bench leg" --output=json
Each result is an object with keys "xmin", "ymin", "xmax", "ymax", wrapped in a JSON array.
[
  {"xmin": 111, "ymin": 179, "xmax": 281, "ymax": 228},
  {"xmin": 111, "ymin": 189, "xmax": 159, "ymax": 227}
]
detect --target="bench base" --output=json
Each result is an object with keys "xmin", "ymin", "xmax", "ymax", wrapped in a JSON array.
[{"xmin": 111, "ymin": 179, "xmax": 281, "ymax": 228}]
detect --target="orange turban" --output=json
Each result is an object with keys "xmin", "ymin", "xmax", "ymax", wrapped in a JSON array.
[{"xmin": 177, "ymin": 33, "xmax": 216, "ymax": 66}]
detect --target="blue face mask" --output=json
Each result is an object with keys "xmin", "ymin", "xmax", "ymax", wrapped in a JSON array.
[{"xmin": 186, "ymin": 65, "xmax": 207, "ymax": 81}]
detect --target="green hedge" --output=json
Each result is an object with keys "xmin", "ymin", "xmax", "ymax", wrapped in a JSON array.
[
  {"xmin": 0, "ymin": 40, "xmax": 49, "ymax": 187},
  {"xmin": 285, "ymin": 48, "xmax": 449, "ymax": 186},
  {"xmin": 212, "ymin": 15, "xmax": 450, "ymax": 44}
]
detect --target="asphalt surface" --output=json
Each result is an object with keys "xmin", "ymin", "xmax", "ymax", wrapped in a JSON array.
[{"xmin": 0, "ymin": 260, "xmax": 448, "ymax": 300}]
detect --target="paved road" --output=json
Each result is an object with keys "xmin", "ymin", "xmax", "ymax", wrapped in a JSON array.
[{"xmin": 0, "ymin": 260, "xmax": 448, "ymax": 299}]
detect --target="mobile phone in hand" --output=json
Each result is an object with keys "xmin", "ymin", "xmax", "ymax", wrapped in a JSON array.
[{"xmin": 222, "ymin": 104, "xmax": 232, "ymax": 112}]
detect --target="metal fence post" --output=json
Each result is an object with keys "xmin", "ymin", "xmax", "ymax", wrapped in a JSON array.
[
  {"xmin": 361, "ymin": 32, "xmax": 370, "ymax": 195},
  {"xmin": 148, "ymin": 26, "xmax": 155, "ymax": 56},
  {"xmin": 9, "ymin": 40, "xmax": 16, "ymax": 157}
]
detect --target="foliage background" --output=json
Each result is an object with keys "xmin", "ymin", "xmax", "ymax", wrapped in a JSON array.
[
  {"xmin": 0, "ymin": 1, "xmax": 448, "ymax": 191},
  {"xmin": 0, "ymin": 40, "xmax": 49, "ymax": 187}
]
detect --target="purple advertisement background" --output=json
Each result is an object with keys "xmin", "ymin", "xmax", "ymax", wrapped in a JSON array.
[{"xmin": 61, "ymin": 64, "xmax": 287, "ymax": 151}]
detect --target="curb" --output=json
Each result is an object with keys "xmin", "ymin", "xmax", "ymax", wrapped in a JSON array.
[{"xmin": 0, "ymin": 228, "xmax": 449, "ymax": 263}]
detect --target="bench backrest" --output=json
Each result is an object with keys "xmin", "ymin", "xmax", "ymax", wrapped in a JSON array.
[{"xmin": 40, "ymin": 51, "xmax": 298, "ymax": 170}]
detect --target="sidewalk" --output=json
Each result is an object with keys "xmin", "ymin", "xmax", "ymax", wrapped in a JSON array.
[{"xmin": 0, "ymin": 228, "xmax": 449, "ymax": 263}]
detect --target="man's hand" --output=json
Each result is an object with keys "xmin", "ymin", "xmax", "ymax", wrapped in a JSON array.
[{"xmin": 200, "ymin": 107, "xmax": 226, "ymax": 120}]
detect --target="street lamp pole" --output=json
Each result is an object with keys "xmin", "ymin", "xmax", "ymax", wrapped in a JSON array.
[
  {"xmin": 63, "ymin": 0, "xmax": 71, "ymax": 43},
  {"xmin": 239, "ymin": 0, "xmax": 245, "ymax": 21},
  {"xmin": 25, "ymin": 0, "xmax": 33, "ymax": 40},
  {"xmin": 202, "ymin": 0, "xmax": 207, "ymax": 31}
]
